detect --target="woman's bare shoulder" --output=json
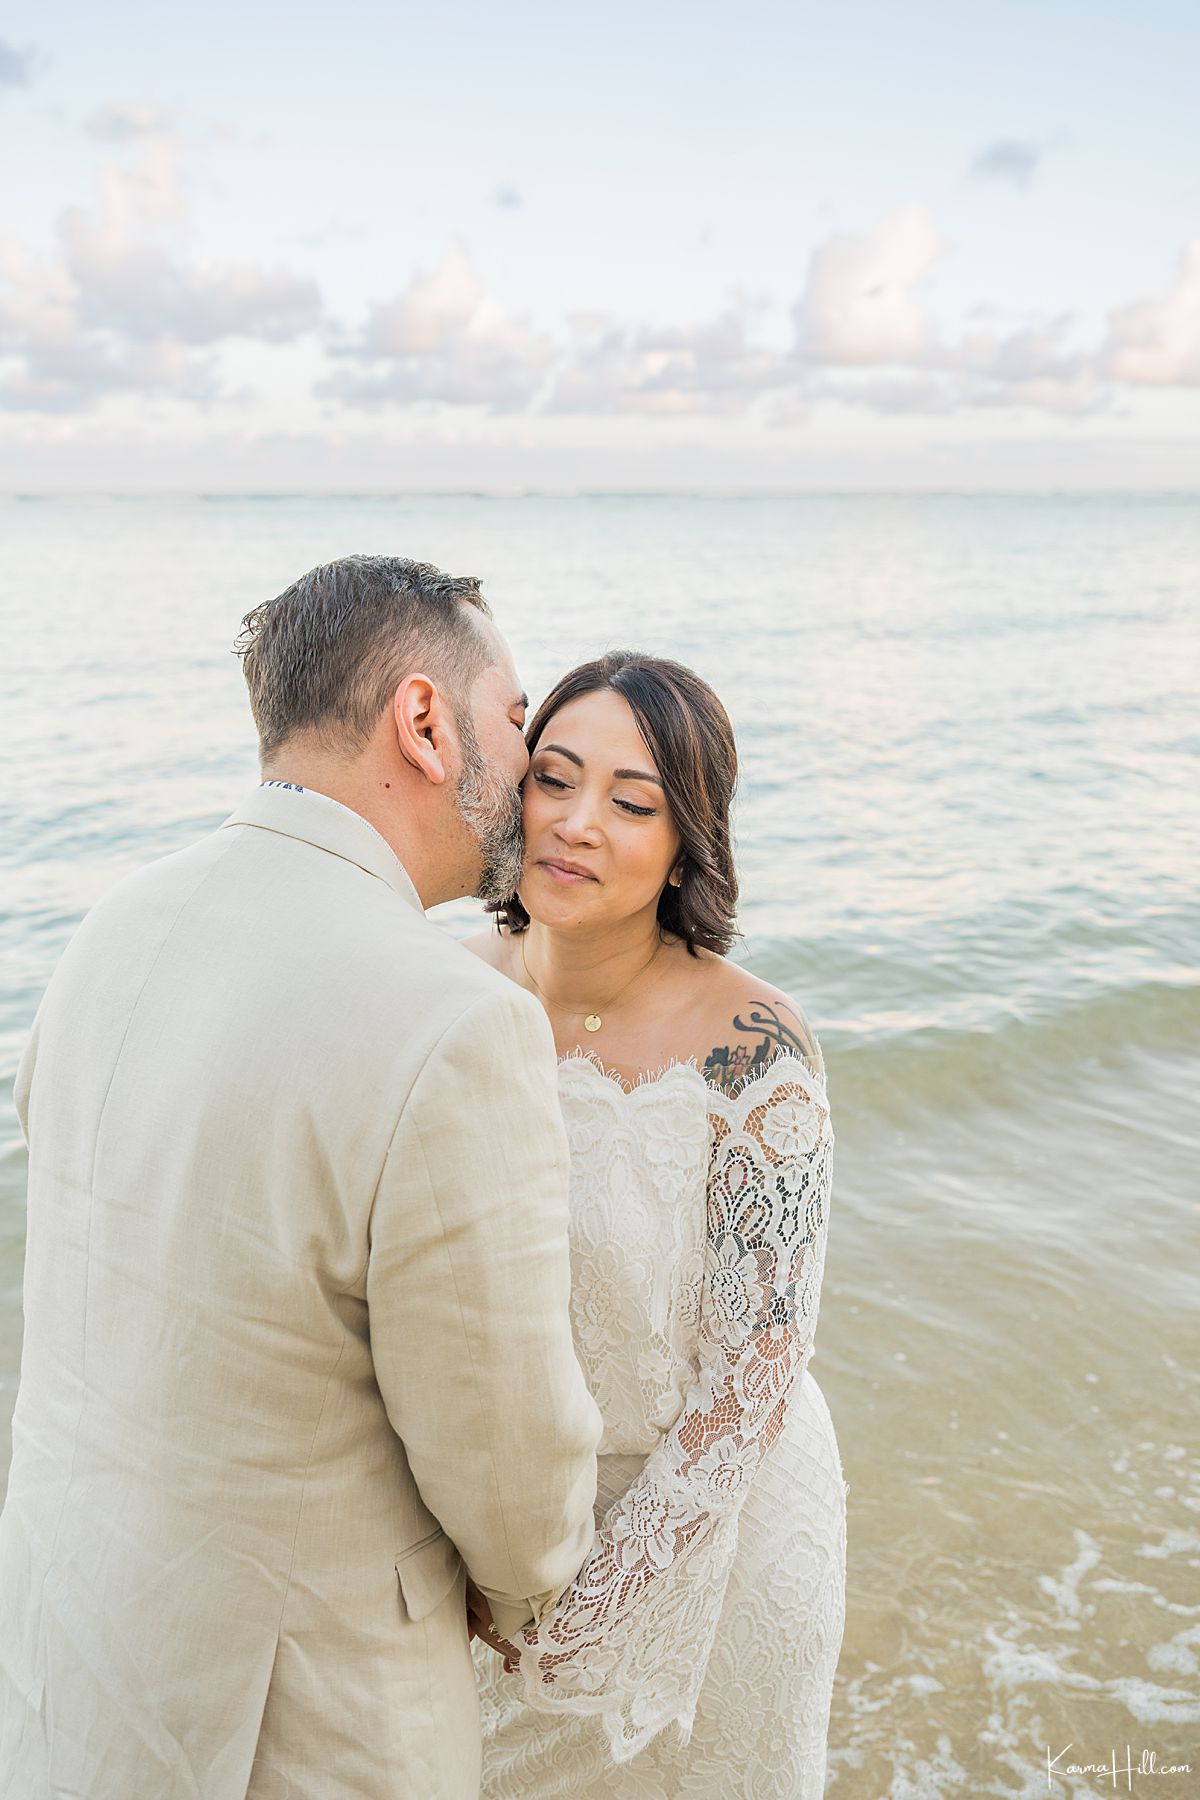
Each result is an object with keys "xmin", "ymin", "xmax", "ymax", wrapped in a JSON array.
[{"xmin": 682, "ymin": 955, "xmax": 823, "ymax": 1093}]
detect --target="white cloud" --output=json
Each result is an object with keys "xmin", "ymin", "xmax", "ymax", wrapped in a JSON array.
[
  {"xmin": 786, "ymin": 210, "xmax": 1100, "ymax": 415},
  {"xmin": 548, "ymin": 306, "xmax": 787, "ymax": 416},
  {"xmin": 0, "ymin": 240, "xmax": 77, "ymax": 354},
  {"xmin": 5, "ymin": 121, "xmax": 1198, "ymax": 443},
  {"xmin": 325, "ymin": 241, "xmax": 552, "ymax": 411},
  {"xmin": 0, "ymin": 111, "xmax": 322, "ymax": 411},
  {"xmin": 949, "ymin": 319, "xmax": 1101, "ymax": 414},
  {"xmin": 793, "ymin": 206, "xmax": 945, "ymax": 366},
  {"xmin": 1104, "ymin": 244, "xmax": 1200, "ymax": 386},
  {"xmin": 321, "ymin": 214, "xmax": 1118, "ymax": 425},
  {"xmin": 0, "ymin": 336, "xmax": 216, "ymax": 413},
  {"xmin": 361, "ymin": 241, "xmax": 484, "ymax": 355}
]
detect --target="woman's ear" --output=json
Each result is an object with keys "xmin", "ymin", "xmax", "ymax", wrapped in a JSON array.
[{"xmin": 393, "ymin": 672, "xmax": 450, "ymax": 786}]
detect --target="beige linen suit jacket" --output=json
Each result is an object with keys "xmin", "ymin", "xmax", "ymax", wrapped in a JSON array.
[{"xmin": 0, "ymin": 782, "xmax": 603, "ymax": 1800}]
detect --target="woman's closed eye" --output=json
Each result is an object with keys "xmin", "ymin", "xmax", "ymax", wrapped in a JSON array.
[{"xmin": 532, "ymin": 771, "xmax": 657, "ymax": 816}]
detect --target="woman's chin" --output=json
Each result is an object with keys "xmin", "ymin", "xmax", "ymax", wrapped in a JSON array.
[
  {"xmin": 519, "ymin": 867, "xmax": 600, "ymax": 928},
  {"xmin": 522, "ymin": 897, "xmax": 586, "ymax": 929}
]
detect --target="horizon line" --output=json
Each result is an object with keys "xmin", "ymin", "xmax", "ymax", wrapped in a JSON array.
[{"xmin": 3, "ymin": 487, "xmax": 1199, "ymax": 502}]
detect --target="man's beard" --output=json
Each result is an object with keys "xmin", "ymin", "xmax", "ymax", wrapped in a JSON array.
[{"xmin": 454, "ymin": 708, "xmax": 526, "ymax": 906}]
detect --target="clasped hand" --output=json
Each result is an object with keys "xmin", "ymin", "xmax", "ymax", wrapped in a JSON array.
[{"xmin": 465, "ymin": 1577, "xmax": 520, "ymax": 1674}]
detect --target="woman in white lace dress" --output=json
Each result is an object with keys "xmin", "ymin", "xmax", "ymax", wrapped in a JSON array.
[{"xmin": 464, "ymin": 652, "xmax": 847, "ymax": 1799}]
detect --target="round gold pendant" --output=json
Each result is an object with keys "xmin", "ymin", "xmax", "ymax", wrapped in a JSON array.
[{"xmin": 584, "ymin": 1014, "xmax": 602, "ymax": 1033}]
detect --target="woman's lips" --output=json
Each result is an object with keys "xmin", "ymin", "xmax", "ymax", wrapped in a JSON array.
[{"xmin": 537, "ymin": 859, "xmax": 598, "ymax": 885}]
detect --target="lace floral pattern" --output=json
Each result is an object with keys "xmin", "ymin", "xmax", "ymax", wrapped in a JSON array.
[{"xmin": 484, "ymin": 1047, "xmax": 841, "ymax": 1775}]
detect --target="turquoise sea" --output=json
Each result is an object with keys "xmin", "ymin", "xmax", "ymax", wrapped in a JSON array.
[{"xmin": 2, "ymin": 494, "xmax": 1198, "ymax": 1796}]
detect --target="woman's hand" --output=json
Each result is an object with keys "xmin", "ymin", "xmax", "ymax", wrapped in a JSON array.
[{"xmin": 465, "ymin": 1576, "xmax": 521, "ymax": 1673}]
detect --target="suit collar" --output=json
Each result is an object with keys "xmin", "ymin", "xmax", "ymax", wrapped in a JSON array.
[{"xmin": 220, "ymin": 782, "xmax": 424, "ymax": 913}]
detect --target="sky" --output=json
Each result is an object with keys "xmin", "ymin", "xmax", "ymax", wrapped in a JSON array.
[{"xmin": 1, "ymin": 0, "xmax": 1198, "ymax": 489}]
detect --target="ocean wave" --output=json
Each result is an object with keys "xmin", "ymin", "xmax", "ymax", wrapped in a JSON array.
[{"xmin": 824, "ymin": 976, "xmax": 1200, "ymax": 1113}]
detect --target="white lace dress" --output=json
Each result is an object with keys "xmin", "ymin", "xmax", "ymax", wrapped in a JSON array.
[{"xmin": 473, "ymin": 1045, "xmax": 848, "ymax": 1799}]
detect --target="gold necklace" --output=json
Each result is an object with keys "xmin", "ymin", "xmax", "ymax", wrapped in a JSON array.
[{"xmin": 519, "ymin": 934, "xmax": 663, "ymax": 1034}]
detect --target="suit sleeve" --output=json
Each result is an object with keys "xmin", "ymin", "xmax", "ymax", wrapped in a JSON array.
[
  {"xmin": 366, "ymin": 981, "xmax": 603, "ymax": 1639},
  {"xmin": 13, "ymin": 1008, "xmax": 40, "ymax": 1146}
]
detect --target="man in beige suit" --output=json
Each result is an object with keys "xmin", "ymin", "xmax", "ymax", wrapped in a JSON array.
[{"xmin": 0, "ymin": 556, "xmax": 603, "ymax": 1799}]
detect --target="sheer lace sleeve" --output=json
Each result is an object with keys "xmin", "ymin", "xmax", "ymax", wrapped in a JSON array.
[{"xmin": 506, "ymin": 1049, "xmax": 835, "ymax": 1763}]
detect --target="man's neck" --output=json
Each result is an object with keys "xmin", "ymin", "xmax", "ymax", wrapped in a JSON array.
[{"xmin": 261, "ymin": 758, "xmax": 442, "ymax": 906}]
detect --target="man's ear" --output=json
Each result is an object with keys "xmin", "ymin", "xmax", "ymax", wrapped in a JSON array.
[{"xmin": 394, "ymin": 673, "xmax": 451, "ymax": 786}]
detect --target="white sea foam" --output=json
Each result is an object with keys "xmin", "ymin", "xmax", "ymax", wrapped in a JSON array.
[
  {"xmin": 982, "ymin": 1628, "xmax": 1102, "ymax": 1693},
  {"xmin": 887, "ymin": 1733, "xmax": 973, "ymax": 1798},
  {"xmin": 1105, "ymin": 1675, "xmax": 1200, "ymax": 1725},
  {"xmin": 1137, "ymin": 1529, "xmax": 1200, "ymax": 1560},
  {"xmin": 906, "ymin": 1674, "xmax": 945, "ymax": 1696},
  {"xmin": 1145, "ymin": 1623, "xmax": 1200, "ymax": 1677},
  {"xmin": 1036, "ymin": 1530, "xmax": 1102, "ymax": 1625}
]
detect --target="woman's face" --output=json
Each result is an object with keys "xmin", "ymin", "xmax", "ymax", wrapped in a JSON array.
[{"xmin": 519, "ymin": 688, "xmax": 682, "ymax": 931}]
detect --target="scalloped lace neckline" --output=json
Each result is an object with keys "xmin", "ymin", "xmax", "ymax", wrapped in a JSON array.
[
  {"xmin": 556, "ymin": 1045, "xmax": 825, "ymax": 1111},
  {"xmin": 557, "ymin": 1048, "xmax": 706, "ymax": 1098}
]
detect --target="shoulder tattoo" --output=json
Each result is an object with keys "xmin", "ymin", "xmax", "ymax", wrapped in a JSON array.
[{"xmin": 702, "ymin": 1000, "xmax": 811, "ymax": 1094}]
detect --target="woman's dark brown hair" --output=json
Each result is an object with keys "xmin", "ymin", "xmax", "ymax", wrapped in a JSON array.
[{"xmin": 490, "ymin": 650, "xmax": 740, "ymax": 956}]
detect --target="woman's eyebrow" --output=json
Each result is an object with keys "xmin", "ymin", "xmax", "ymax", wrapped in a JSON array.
[{"xmin": 538, "ymin": 743, "xmax": 662, "ymax": 786}]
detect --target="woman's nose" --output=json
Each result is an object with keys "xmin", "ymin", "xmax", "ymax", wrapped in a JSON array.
[{"xmin": 556, "ymin": 800, "xmax": 602, "ymax": 844}]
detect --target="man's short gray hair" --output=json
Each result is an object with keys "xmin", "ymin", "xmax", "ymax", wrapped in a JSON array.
[{"xmin": 234, "ymin": 554, "xmax": 494, "ymax": 762}]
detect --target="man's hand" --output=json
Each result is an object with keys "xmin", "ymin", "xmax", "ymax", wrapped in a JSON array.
[{"xmin": 465, "ymin": 1577, "xmax": 521, "ymax": 1673}]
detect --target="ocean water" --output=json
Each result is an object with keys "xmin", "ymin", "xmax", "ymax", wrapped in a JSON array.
[{"xmin": 1, "ymin": 493, "xmax": 1197, "ymax": 1795}]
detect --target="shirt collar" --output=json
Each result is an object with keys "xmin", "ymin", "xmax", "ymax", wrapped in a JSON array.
[{"xmin": 219, "ymin": 781, "xmax": 423, "ymax": 913}]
